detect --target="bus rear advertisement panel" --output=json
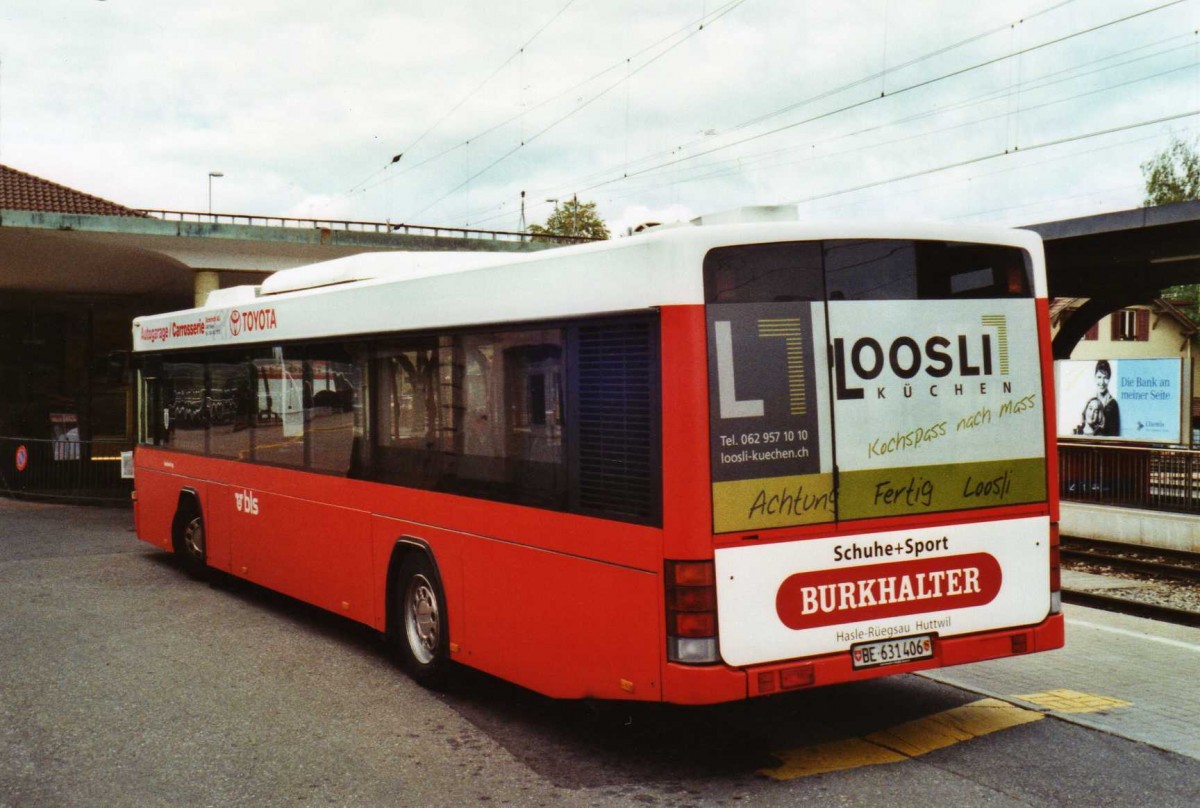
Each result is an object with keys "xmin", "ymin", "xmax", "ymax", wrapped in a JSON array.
[
  {"xmin": 714, "ymin": 515, "xmax": 1050, "ymax": 668},
  {"xmin": 708, "ymin": 297, "xmax": 1047, "ymax": 533}
]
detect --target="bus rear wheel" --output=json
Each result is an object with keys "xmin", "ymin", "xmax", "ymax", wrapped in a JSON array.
[{"xmin": 395, "ymin": 554, "xmax": 450, "ymax": 688}]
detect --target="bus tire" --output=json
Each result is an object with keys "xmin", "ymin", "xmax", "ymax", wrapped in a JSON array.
[
  {"xmin": 172, "ymin": 500, "xmax": 207, "ymax": 578},
  {"xmin": 394, "ymin": 553, "xmax": 450, "ymax": 688}
]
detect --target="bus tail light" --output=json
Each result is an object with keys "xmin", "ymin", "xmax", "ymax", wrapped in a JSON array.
[
  {"xmin": 666, "ymin": 560, "xmax": 719, "ymax": 664},
  {"xmin": 1006, "ymin": 262, "xmax": 1029, "ymax": 295},
  {"xmin": 1049, "ymin": 524, "xmax": 1062, "ymax": 614}
]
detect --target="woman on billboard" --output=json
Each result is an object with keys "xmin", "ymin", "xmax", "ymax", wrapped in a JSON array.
[{"xmin": 1074, "ymin": 360, "xmax": 1120, "ymax": 436}]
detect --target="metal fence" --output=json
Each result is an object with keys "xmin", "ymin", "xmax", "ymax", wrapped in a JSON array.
[
  {"xmin": 1059, "ymin": 442, "xmax": 1200, "ymax": 514},
  {"xmin": 0, "ymin": 437, "xmax": 133, "ymax": 505}
]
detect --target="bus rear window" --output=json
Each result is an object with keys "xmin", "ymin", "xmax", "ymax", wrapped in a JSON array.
[{"xmin": 705, "ymin": 239, "xmax": 1032, "ymax": 303}]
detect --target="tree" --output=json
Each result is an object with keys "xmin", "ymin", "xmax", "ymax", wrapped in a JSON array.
[
  {"xmin": 1142, "ymin": 137, "xmax": 1200, "ymax": 320},
  {"xmin": 528, "ymin": 197, "xmax": 610, "ymax": 240},
  {"xmin": 1141, "ymin": 136, "xmax": 1200, "ymax": 206}
]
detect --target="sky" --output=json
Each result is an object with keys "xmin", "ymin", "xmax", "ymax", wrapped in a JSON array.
[{"xmin": 1, "ymin": 0, "xmax": 1198, "ymax": 236}]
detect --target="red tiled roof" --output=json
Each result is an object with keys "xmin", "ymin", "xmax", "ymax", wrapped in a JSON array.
[{"xmin": 0, "ymin": 163, "xmax": 145, "ymax": 217}]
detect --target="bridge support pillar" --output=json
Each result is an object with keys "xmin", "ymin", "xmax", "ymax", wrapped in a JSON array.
[{"xmin": 194, "ymin": 270, "xmax": 220, "ymax": 307}]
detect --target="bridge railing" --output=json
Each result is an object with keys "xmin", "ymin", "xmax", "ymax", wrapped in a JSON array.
[
  {"xmin": 137, "ymin": 209, "xmax": 595, "ymax": 244},
  {"xmin": 0, "ymin": 437, "xmax": 132, "ymax": 505},
  {"xmin": 1059, "ymin": 442, "xmax": 1200, "ymax": 514}
]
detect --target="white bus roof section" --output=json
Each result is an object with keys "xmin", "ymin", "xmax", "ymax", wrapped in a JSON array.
[
  {"xmin": 203, "ymin": 285, "xmax": 262, "ymax": 308},
  {"xmin": 131, "ymin": 221, "xmax": 1046, "ymax": 353},
  {"xmin": 259, "ymin": 250, "xmax": 515, "ymax": 295}
]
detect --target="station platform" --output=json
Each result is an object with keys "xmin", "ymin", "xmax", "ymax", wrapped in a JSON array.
[{"xmin": 922, "ymin": 580, "xmax": 1200, "ymax": 760}]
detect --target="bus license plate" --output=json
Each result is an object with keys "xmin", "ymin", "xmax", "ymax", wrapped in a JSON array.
[{"xmin": 851, "ymin": 634, "xmax": 934, "ymax": 669}]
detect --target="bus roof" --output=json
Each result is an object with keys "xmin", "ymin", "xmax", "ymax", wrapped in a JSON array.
[{"xmin": 132, "ymin": 219, "xmax": 1045, "ymax": 353}]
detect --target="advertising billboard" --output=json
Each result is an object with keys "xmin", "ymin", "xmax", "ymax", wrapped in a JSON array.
[{"xmin": 1055, "ymin": 358, "xmax": 1185, "ymax": 444}]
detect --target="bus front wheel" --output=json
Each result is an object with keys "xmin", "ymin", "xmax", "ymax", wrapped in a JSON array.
[
  {"xmin": 394, "ymin": 554, "xmax": 450, "ymax": 688},
  {"xmin": 173, "ymin": 503, "xmax": 207, "ymax": 578}
]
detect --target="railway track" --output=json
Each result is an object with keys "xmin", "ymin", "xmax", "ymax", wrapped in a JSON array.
[
  {"xmin": 1060, "ymin": 536, "xmax": 1200, "ymax": 628},
  {"xmin": 1061, "ymin": 590, "xmax": 1200, "ymax": 627},
  {"xmin": 1061, "ymin": 536, "xmax": 1200, "ymax": 583}
]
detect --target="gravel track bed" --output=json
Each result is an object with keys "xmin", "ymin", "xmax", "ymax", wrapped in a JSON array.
[{"xmin": 1064, "ymin": 557, "xmax": 1200, "ymax": 613}]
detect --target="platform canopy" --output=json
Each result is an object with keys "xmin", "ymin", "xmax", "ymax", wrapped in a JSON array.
[{"xmin": 1026, "ymin": 200, "xmax": 1200, "ymax": 358}]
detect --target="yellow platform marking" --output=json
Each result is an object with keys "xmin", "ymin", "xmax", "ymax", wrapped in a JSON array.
[
  {"xmin": 1016, "ymin": 689, "xmax": 1133, "ymax": 714},
  {"xmin": 761, "ymin": 698, "xmax": 1043, "ymax": 781}
]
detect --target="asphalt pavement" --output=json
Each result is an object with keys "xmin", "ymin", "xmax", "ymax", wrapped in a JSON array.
[
  {"xmin": 3, "ymin": 498, "xmax": 1199, "ymax": 807},
  {"xmin": 927, "ymin": 569, "xmax": 1200, "ymax": 760}
]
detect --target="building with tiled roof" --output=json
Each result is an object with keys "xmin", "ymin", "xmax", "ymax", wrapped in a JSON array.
[{"xmin": 0, "ymin": 163, "xmax": 146, "ymax": 217}]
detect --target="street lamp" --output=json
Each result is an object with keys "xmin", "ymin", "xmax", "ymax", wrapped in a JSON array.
[
  {"xmin": 208, "ymin": 171, "xmax": 224, "ymax": 220},
  {"xmin": 544, "ymin": 198, "xmax": 560, "ymax": 235},
  {"xmin": 545, "ymin": 196, "xmax": 579, "ymax": 235}
]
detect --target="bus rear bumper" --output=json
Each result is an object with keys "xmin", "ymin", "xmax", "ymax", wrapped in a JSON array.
[{"xmin": 662, "ymin": 613, "xmax": 1065, "ymax": 704}]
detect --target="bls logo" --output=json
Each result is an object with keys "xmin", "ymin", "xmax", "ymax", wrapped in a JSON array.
[{"xmin": 235, "ymin": 489, "xmax": 260, "ymax": 516}]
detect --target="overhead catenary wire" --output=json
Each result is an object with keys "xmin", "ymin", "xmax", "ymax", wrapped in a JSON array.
[
  {"xmin": 605, "ymin": 52, "xmax": 1200, "ymax": 199},
  {"xmin": 341, "ymin": 0, "xmax": 580, "ymax": 198},
  {"xmin": 403, "ymin": 0, "xmax": 752, "ymax": 221},
  {"xmin": 572, "ymin": 0, "xmax": 1190, "ymax": 200},
  {"xmin": 348, "ymin": 0, "xmax": 1192, "ymax": 232},
  {"xmin": 517, "ymin": 0, "xmax": 1088, "ymax": 207},
  {"xmin": 349, "ymin": 0, "xmax": 752, "ymax": 204},
  {"xmin": 464, "ymin": 0, "xmax": 1157, "ymax": 228},
  {"xmin": 811, "ymin": 124, "xmax": 1198, "ymax": 221},
  {"xmin": 464, "ymin": 7, "xmax": 1194, "ymax": 228},
  {"xmin": 786, "ymin": 108, "xmax": 1200, "ymax": 207}
]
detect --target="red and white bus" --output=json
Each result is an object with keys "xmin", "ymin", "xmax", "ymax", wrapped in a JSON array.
[{"xmin": 131, "ymin": 214, "xmax": 1063, "ymax": 704}]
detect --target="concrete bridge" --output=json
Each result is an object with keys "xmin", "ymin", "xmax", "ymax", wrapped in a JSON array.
[
  {"xmin": 0, "ymin": 207, "xmax": 567, "ymax": 308},
  {"xmin": 1027, "ymin": 200, "xmax": 1200, "ymax": 358}
]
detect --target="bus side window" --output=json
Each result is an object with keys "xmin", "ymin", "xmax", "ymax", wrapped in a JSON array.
[
  {"xmin": 209, "ymin": 356, "xmax": 254, "ymax": 461},
  {"xmin": 372, "ymin": 339, "xmax": 445, "ymax": 489},
  {"xmin": 162, "ymin": 359, "xmax": 208, "ymax": 454},
  {"xmin": 253, "ymin": 350, "xmax": 306, "ymax": 469},
  {"xmin": 138, "ymin": 362, "xmax": 167, "ymax": 446},
  {"xmin": 307, "ymin": 350, "xmax": 362, "ymax": 475},
  {"xmin": 449, "ymin": 329, "xmax": 566, "ymax": 508}
]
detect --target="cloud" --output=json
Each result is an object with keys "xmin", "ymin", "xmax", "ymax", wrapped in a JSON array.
[{"xmin": 2, "ymin": 0, "xmax": 1195, "ymax": 229}]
